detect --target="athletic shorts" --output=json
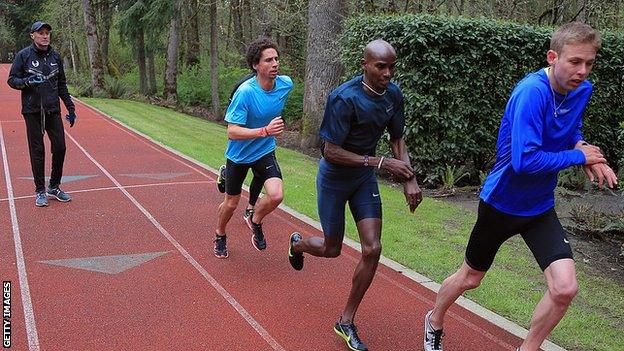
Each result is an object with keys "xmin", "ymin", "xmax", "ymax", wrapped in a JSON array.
[
  {"xmin": 465, "ymin": 200, "xmax": 573, "ymax": 272},
  {"xmin": 225, "ymin": 151, "xmax": 282, "ymax": 196},
  {"xmin": 316, "ymin": 158, "xmax": 382, "ymax": 239}
]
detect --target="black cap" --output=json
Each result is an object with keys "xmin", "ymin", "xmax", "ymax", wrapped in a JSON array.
[{"xmin": 31, "ymin": 21, "xmax": 52, "ymax": 33}]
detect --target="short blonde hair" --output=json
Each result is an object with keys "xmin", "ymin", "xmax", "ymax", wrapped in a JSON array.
[{"xmin": 550, "ymin": 22, "xmax": 601, "ymax": 54}]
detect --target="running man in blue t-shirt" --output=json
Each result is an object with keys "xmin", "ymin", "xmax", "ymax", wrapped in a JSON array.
[
  {"xmin": 423, "ymin": 22, "xmax": 618, "ymax": 351},
  {"xmin": 288, "ymin": 40, "xmax": 423, "ymax": 351},
  {"xmin": 213, "ymin": 37, "xmax": 293, "ymax": 259}
]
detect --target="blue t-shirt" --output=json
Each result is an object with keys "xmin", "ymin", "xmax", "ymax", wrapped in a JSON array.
[
  {"xmin": 480, "ymin": 68, "xmax": 591, "ymax": 216},
  {"xmin": 319, "ymin": 75, "xmax": 405, "ymax": 158},
  {"xmin": 225, "ymin": 75, "xmax": 293, "ymax": 163}
]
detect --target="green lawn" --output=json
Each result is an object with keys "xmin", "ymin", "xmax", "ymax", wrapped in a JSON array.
[{"xmin": 81, "ymin": 98, "xmax": 623, "ymax": 351}]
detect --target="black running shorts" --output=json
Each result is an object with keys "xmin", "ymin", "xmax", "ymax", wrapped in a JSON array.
[
  {"xmin": 225, "ymin": 151, "xmax": 282, "ymax": 196},
  {"xmin": 465, "ymin": 200, "xmax": 573, "ymax": 272}
]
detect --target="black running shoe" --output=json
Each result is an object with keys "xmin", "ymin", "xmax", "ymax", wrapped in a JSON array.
[
  {"xmin": 288, "ymin": 232, "xmax": 304, "ymax": 270},
  {"xmin": 213, "ymin": 235, "xmax": 228, "ymax": 258},
  {"xmin": 334, "ymin": 320, "xmax": 368, "ymax": 351},
  {"xmin": 251, "ymin": 221, "xmax": 267, "ymax": 251},
  {"xmin": 243, "ymin": 208, "xmax": 254, "ymax": 229},
  {"xmin": 216, "ymin": 165, "xmax": 226, "ymax": 193}
]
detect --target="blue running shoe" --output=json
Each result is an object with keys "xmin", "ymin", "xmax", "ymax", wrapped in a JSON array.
[
  {"xmin": 47, "ymin": 187, "xmax": 71, "ymax": 202},
  {"xmin": 35, "ymin": 191, "xmax": 48, "ymax": 207},
  {"xmin": 334, "ymin": 319, "xmax": 368, "ymax": 351}
]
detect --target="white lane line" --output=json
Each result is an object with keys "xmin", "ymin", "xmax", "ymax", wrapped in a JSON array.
[
  {"xmin": 64, "ymin": 132, "xmax": 285, "ymax": 351},
  {"xmin": 0, "ymin": 180, "xmax": 212, "ymax": 202},
  {"xmin": 0, "ymin": 123, "xmax": 40, "ymax": 351}
]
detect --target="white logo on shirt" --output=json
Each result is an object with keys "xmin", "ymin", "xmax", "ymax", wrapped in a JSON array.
[
  {"xmin": 563, "ymin": 238, "xmax": 570, "ymax": 244},
  {"xmin": 50, "ymin": 62, "xmax": 58, "ymax": 66},
  {"xmin": 32, "ymin": 60, "xmax": 39, "ymax": 67},
  {"xmin": 372, "ymin": 193, "xmax": 380, "ymax": 197}
]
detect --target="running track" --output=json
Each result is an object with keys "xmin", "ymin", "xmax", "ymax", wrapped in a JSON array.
[{"xmin": 0, "ymin": 63, "xmax": 553, "ymax": 350}]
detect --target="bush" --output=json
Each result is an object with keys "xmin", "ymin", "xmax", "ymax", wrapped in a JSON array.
[
  {"xmin": 342, "ymin": 15, "xmax": 624, "ymax": 184},
  {"xmin": 105, "ymin": 77, "xmax": 128, "ymax": 99}
]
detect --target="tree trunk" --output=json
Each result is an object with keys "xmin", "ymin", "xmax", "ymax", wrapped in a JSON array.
[
  {"xmin": 186, "ymin": 0, "xmax": 200, "ymax": 67},
  {"xmin": 210, "ymin": 0, "xmax": 220, "ymax": 118},
  {"xmin": 97, "ymin": 1, "xmax": 113, "ymax": 73},
  {"xmin": 68, "ymin": 38, "xmax": 77, "ymax": 76},
  {"xmin": 81, "ymin": 0, "xmax": 105, "ymax": 95},
  {"xmin": 147, "ymin": 48, "xmax": 156, "ymax": 96},
  {"xmin": 164, "ymin": 0, "xmax": 183, "ymax": 103},
  {"xmin": 300, "ymin": 0, "xmax": 347, "ymax": 148},
  {"xmin": 231, "ymin": 0, "xmax": 245, "ymax": 55},
  {"xmin": 137, "ymin": 28, "xmax": 148, "ymax": 95}
]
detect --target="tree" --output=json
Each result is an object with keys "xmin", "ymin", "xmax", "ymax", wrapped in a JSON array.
[
  {"xmin": 185, "ymin": 0, "xmax": 200, "ymax": 67},
  {"xmin": 300, "ymin": 0, "xmax": 347, "ymax": 147},
  {"xmin": 82, "ymin": 0, "xmax": 105, "ymax": 95},
  {"xmin": 164, "ymin": 0, "xmax": 183, "ymax": 103},
  {"xmin": 210, "ymin": 0, "xmax": 220, "ymax": 117}
]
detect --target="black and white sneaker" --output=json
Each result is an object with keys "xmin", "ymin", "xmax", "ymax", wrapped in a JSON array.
[
  {"xmin": 216, "ymin": 165, "xmax": 226, "ymax": 193},
  {"xmin": 243, "ymin": 208, "xmax": 254, "ymax": 229},
  {"xmin": 424, "ymin": 310, "xmax": 444, "ymax": 351},
  {"xmin": 251, "ymin": 220, "xmax": 267, "ymax": 251},
  {"xmin": 213, "ymin": 235, "xmax": 228, "ymax": 259},
  {"xmin": 288, "ymin": 232, "xmax": 304, "ymax": 270}
]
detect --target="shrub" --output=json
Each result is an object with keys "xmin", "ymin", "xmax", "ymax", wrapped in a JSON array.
[{"xmin": 342, "ymin": 15, "xmax": 624, "ymax": 184}]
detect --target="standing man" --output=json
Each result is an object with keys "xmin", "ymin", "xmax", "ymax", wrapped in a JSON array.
[
  {"xmin": 423, "ymin": 22, "xmax": 617, "ymax": 351},
  {"xmin": 288, "ymin": 39, "xmax": 422, "ymax": 351},
  {"xmin": 8, "ymin": 21, "xmax": 77, "ymax": 207},
  {"xmin": 213, "ymin": 37, "xmax": 293, "ymax": 258}
]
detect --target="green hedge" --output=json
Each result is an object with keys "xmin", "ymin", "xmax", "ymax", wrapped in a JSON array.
[{"xmin": 342, "ymin": 15, "xmax": 624, "ymax": 184}]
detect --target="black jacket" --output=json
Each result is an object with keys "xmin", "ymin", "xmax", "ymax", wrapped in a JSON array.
[{"xmin": 7, "ymin": 44, "xmax": 74, "ymax": 115}]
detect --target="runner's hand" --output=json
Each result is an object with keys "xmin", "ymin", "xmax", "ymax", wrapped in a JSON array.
[
  {"xmin": 380, "ymin": 157, "xmax": 414, "ymax": 181},
  {"xmin": 265, "ymin": 116, "xmax": 284, "ymax": 136},
  {"xmin": 65, "ymin": 110, "xmax": 77, "ymax": 127},
  {"xmin": 404, "ymin": 179, "xmax": 422, "ymax": 213},
  {"xmin": 575, "ymin": 142, "xmax": 605, "ymax": 165},
  {"xmin": 583, "ymin": 163, "xmax": 618, "ymax": 189}
]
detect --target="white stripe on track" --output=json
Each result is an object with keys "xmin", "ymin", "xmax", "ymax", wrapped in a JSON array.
[
  {"xmin": 0, "ymin": 180, "xmax": 212, "ymax": 203},
  {"xmin": 0, "ymin": 123, "xmax": 40, "ymax": 351},
  {"xmin": 65, "ymin": 132, "xmax": 286, "ymax": 351}
]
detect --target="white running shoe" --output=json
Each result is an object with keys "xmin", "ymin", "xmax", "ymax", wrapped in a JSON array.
[{"xmin": 424, "ymin": 310, "xmax": 444, "ymax": 351}]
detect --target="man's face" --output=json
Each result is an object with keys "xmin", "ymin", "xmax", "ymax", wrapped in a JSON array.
[
  {"xmin": 253, "ymin": 48, "xmax": 279, "ymax": 80},
  {"xmin": 547, "ymin": 42, "xmax": 596, "ymax": 93},
  {"xmin": 361, "ymin": 52, "xmax": 396, "ymax": 92},
  {"xmin": 30, "ymin": 28, "xmax": 51, "ymax": 50}
]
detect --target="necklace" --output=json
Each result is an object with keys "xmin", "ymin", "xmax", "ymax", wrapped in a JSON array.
[
  {"xmin": 547, "ymin": 67, "xmax": 567, "ymax": 117},
  {"xmin": 361, "ymin": 80, "xmax": 386, "ymax": 96}
]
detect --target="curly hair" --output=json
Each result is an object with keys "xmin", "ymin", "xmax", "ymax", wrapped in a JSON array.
[{"xmin": 246, "ymin": 37, "xmax": 280, "ymax": 72}]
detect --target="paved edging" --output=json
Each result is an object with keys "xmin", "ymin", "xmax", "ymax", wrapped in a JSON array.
[{"xmin": 76, "ymin": 98, "xmax": 566, "ymax": 351}]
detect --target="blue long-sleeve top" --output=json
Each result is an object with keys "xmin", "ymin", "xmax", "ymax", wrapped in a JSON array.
[{"xmin": 480, "ymin": 68, "xmax": 591, "ymax": 216}]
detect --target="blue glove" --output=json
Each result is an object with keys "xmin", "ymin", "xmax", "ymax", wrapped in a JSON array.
[
  {"xmin": 25, "ymin": 75, "xmax": 44, "ymax": 88},
  {"xmin": 65, "ymin": 110, "xmax": 77, "ymax": 127}
]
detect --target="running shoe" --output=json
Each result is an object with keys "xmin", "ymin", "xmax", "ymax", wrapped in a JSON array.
[
  {"xmin": 424, "ymin": 310, "xmax": 444, "ymax": 351},
  {"xmin": 288, "ymin": 232, "xmax": 304, "ymax": 270},
  {"xmin": 47, "ymin": 187, "xmax": 71, "ymax": 202},
  {"xmin": 216, "ymin": 165, "xmax": 226, "ymax": 193},
  {"xmin": 35, "ymin": 191, "xmax": 48, "ymax": 207},
  {"xmin": 251, "ymin": 220, "xmax": 267, "ymax": 251},
  {"xmin": 213, "ymin": 235, "xmax": 228, "ymax": 258},
  {"xmin": 334, "ymin": 319, "xmax": 368, "ymax": 351},
  {"xmin": 243, "ymin": 208, "xmax": 254, "ymax": 229}
]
